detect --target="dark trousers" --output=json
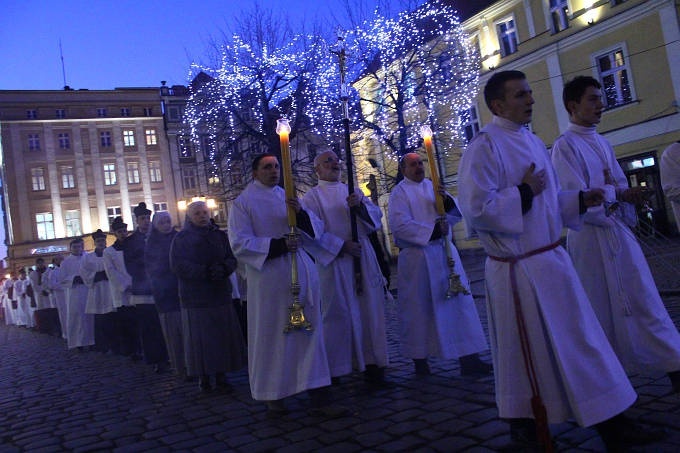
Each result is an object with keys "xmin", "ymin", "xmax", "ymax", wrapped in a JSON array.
[
  {"xmin": 136, "ymin": 304, "xmax": 169, "ymax": 365},
  {"xmin": 116, "ymin": 306, "xmax": 140, "ymax": 357}
]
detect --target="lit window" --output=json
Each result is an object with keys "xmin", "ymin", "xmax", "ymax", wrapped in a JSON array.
[
  {"xmin": 56, "ymin": 109, "xmax": 66, "ymax": 119},
  {"xmin": 58, "ymin": 133, "xmax": 70, "ymax": 149},
  {"xmin": 26, "ymin": 110, "xmax": 37, "ymax": 119},
  {"xmin": 597, "ymin": 47, "xmax": 633, "ymax": 109},
  {"xmin": 100, "ymin": 131, "xmax": 112, "ymax": 147},
  {"xmin": 107, "ymin": 207, "xmax": 122, "ymax": 227},
  {"xmin": 97, "ymin": 108, "xmax": 107, "ymax": 117},
  {"xmin": 123, "ymin": 130, "xmax": 135, "ymax": 147},
  {"xmin": 28, "ymin": 134, "xmax": 40, "ymax": 151},
  {"xmin": 104, "ymin": 163, "xmax": 117, "ymax": 186},
  {"xmin": 153, "ymin": 202, "xmax": 168, "ymax": 212},
  {"xmin": 496, "ymin": 17, "xmax": 518, "ymax": 57},
  {"xmin": 182, "ymin": 167, "xmax": 197, "ymax": 190},
  {"xmin": 127, "ymin": 162, "xmax": 140, "ymax": 184},
  {"xmin": 459, "ymin": 106, "xmax": 480, "ymax": 143},
  {"xmin": 120, "ymin": 108, "xmax": 130, "ymax": 117},
  {"xmin": 65, "ymin": 210, "xmax": 81, "ymax": 237},
  {"xmin": 145, "ymin": 129, "xmax": 158, "ymax": 146},
  {"xmin": 550, "ymin": 0, "xmax": 569, "ymax": 33},
  {"xmin": 149, "ymin": 161, "xmax": 162, "ymax": 183},
  {"xmin": 36, "ymin": 212, "xmax": 56, "ymax": 240},
  {"xmin": 61, "ymin": 166, "xmax": 76, "ymax": 189},
  {"xmin": 31, "ymin": 167, "xmax": 46, "ymax": 191}
]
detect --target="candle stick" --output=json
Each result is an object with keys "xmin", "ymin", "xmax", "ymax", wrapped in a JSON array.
[
  {"xmin": 421, "ymin": 125, "xmax": 445, "ymax": 214},
  {"xmin": 277, "ymin": 118, "xmax": 296, "ymax": 227}
]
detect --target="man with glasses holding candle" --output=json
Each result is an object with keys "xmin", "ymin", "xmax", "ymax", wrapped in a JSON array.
[
  {"xmin": 229, "ymin": 153, "xmax": 345, "ymax": 417},
  {"xmin": 387, "ymin": 152, "xmax": 490, "ymax": 377},
  {"xmin": 302, "ymin": 150, "xmax": 389, "ymax": 387}
]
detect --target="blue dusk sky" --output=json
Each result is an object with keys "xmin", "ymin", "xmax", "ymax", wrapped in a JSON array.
[{"xmin": 0, "ymin": 0, "xmax": 365, "ymax": 91}]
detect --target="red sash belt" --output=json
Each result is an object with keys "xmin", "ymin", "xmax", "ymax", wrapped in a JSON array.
[{"xmin": 488, "ymin": 240, "xmax": 561, "ymax": 452}]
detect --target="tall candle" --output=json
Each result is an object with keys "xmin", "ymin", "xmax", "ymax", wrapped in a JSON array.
[
  {"xmin": 276, "ymin": 118, "xmax": 296, "ymax": 227},
  {"xmin": 421, "ymin": 125, "xmax": 445, "ymax": 215}
]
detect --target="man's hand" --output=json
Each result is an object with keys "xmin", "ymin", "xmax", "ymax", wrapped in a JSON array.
[
  {"xmin": 285, "ymin": 198, "xmax": 302, "ymax": 213},
  {"xmin": 436, "ymin": 216, "xmax": 450, "ymax": 237},
  {"xmin": 346, "ymin": 192, "xmax": 362, "ymax": 208},
  {"xmin": 583, "ymin": 188, "xmax": 605, "ymax": 207},
  {"xmin": 522, "ymin": 163, "xmax": 547, "ymax": 196},
  {"xmin": 341, "ymin": 240, "xmax": 362, "ymax": 257},
  {"xmin": 618, "ymin": 186, "xmax": 652, "ymax": 206}
]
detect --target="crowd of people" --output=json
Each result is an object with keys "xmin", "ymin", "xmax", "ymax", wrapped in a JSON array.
[{"xmin": 1, "ymin": 71, "xmax": 680, "ymax": 450}]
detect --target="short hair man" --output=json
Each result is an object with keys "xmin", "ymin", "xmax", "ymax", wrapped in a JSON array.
[
  {"xmin": 388, "ymin": 152, "xmax": 490, "ymax": 377},
  {"xmin": 458, "ymin": 70, "xmax": 662, "ymax": 450},
  {"xmin": 59, "ymin": 238, "xmax": 94, "ymax": 350},
  {"xmin": 302, "ymin": 150, "xmax": 389, "ymax": 385},
  {"xmin": 551, "ymin": 75, "xmax": 680, "ymax": 392},
  {"xmin": 228, "ymin": 153, "xmax": 342, "ymax": 416}
]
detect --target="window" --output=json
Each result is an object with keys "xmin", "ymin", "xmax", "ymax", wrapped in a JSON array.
[
  {"xmin": 127, "ymin": 162, "xmax": 140, "ymax": 184},
  {"xmin": 144, "ymin": 107, "xmax": 153, "ymax": 116},
  {"xmin": 149, "ymin": 161, "xmax": 162, "ymax": 182},
  {"xmin": 65, "ymin": 210, "xmax": 81, "ymax": 237},
  {"xmin": 107, "ymin": 207, "xmax": 121, "ymax": 227},
  {"xmin": 123, "ymin": 130, "xmax": 135, "ymax": 147},
  {"xmin": 596, "ymin": 48, "xmax": 633, "ymax": 109},
  {"xmin": 28, "ymin": 134, "xmax": 40, "ymax": 151},
  {"xmin": 550, "ymin": 0, "xmax": 569, "ymax": 33},
  {"xmin": 100, "ymin": 131, "xmax": 112, "ymax": 147},
  {"xmin": 31, "ymin": 167, "xmax": 46, "ymax": 191},
  {"xmin": 97, "ymin": 108, "xmax": 107, "ymax": 117},
  {"xmin": 145, "ymin": 128, "xmax": 158, "ymax": 146},
  {"xmin": 153, "ymin": 202, "xmax": 168, "ymax": 212},
  {"xmin": 497, "ymin": 17, "xmax": 518, "ymax": 57},
  {"xmin": 61, "ymin": 166, "xmax": 76, "ymax": 189},
  {"xmin": 168, "ymin": 107, "xmax": 180, "ymax": 121},
  {"xmin": 179, "ymin": 136, "xmax": 193, "ymax": 159},
  {"xmin": 36, "ymin": 212, "xmax": 56, "ymax": 240},
  {"xmin": 103, "ymin": 163, "xmax": 117, "ymax": 186},
  {"xmin": 26, "ymin": 109, "xmax": 37, "ymax": 119},
  {"xmin": 55, "ymin": 109, "xmax": 66, "ymax": 119},
  {"xmin": 182, "ymin": 167, "xmax": 197, "ymax": 190},
  {"xmin": 120, "ymin": 108, "xmax": 130, "ymax": 117},
  {"xmin": 58, "ymin": 133, "xmax": 70, "ymax": 149},
  {"xmin": 459, "ymin": 106, "xmax": 480, "ymax": 143}
]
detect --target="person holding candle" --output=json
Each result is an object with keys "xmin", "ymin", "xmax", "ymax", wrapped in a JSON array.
[
  {"xmin": 387, "ymin": 152, "xmax": 490, "ymax": 377},
  {"xmin": 228, "ymin": 152, "xmax": 344, "ymax": 417},
  {"xmin": 551, "ymin": 76, "xmax": 680, "ymax": 393},
  {"xmin": 457, "ymin": 70, "xmax": 664, "ymax": 450},
  {"xmin": 302, "ymin": 150, "xmax": 390, "ymax": 387}
]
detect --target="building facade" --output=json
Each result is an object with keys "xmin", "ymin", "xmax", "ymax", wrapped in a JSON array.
[
  {"xmin": 462, "ymin": 0, "xmax": 680, "ymax": 234},
  {"xmin": 0, "ymin": 87, "xmax": 179, "ymax": 271}
]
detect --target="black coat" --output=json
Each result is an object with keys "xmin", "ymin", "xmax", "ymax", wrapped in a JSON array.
[
  {"xmin": 144, "ymin": 228, "xmax": 180, "ymax": 313},
  {"xmin": 169, "ymin": 221, "xmax": 237, "ymax": 309}
]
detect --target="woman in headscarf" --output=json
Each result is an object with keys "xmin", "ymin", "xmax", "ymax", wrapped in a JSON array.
[
  {"xmin": 170, "ymin": 201, "xmax": 246, "ymax": 392},
  {"xmin": 145, "ymin": 211, "xmax": 186, "ymax": 379}
]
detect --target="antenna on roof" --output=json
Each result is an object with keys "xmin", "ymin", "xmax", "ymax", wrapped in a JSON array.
[{"xmin": 59, "ymin": 39, "xmax": 70, "ymax": 90}]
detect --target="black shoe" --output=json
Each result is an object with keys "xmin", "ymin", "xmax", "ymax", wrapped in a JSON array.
[
  {"xmin": 308, "ymin": 403, "xmax": 349, "ymax": 418},
  {"xmin": 460, "ymin": 353, "xmax": 493, "ymax": 376},
  {"xmin": 413, "ymin": 359, "xmax": 431, "ymax": 376},
  {"xmin": 198, "ymin": 375, "xmax": 212, "ymax": 393},
  {"xmin": 214, "ymin": 374, "xmax": 233, "ymax": 393},
  {"xmin": 668, "ymin": 370, "xmax": 680, "ymax": 393},
  {"xmin": 596, "ymin": 414, "xmax": 667, "ymax": 450},
  {"xmin": 364, "ymin": 365, "xmax": 394, "ymax": 389},
  {"xmin": 265, "ymin": 400, "xmax": 288, "ymax": 416}
]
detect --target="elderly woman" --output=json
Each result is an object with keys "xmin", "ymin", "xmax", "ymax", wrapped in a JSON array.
[
  {"xmin": 170, "ymin": 201, "xmax": 246, "ymax": 392},
  {"xmin": 145, "ymin": 212, "xmax": 186, "ymax": 379}
]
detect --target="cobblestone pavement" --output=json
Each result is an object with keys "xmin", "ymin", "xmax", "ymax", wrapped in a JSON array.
[{"xmin": 1, "ymin": 248, "xmax": 680, "ymax": 452}]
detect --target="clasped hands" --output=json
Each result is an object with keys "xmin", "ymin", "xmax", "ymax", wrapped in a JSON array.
[{"xmin": 522, "ymin": 163, "xmax": 605, "ymax": 207}]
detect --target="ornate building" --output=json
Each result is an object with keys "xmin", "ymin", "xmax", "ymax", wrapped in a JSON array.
[{"xmin": 0, "ymin": 87, "xmax": 179, "ymax": 271}]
